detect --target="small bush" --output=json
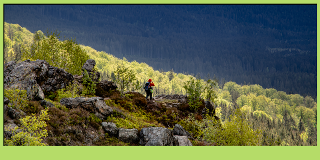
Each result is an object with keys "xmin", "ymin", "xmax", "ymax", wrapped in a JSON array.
[
  {"xmin": 4, "ymin": 109, "xmax": 50, "ymax": 146},
  {"xmin": 56, "ymin": 82, "xmax": 81, "ymax": 102},
  {"xmin": 4, "ymin": 89, "xmax": 28, "ymax": 110},
  {"xmin": 178, "ymin": 114, "xmax": 204, "ymax": 139},
  {"xmin": 24, "ymin": 101, "xmax": 44, "ymax": 114},
  {"xmin": 202, "ymin": 109, "xmax": 262, "ymax": 146},
  {"xmin": 82, "ymin": 70, "xmax": 96, "ymax": 96}
]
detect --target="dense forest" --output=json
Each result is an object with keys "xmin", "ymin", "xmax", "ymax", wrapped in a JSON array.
[
  {"xmin": 4, "ymin": 5, "xmax": 317, "ymax": 99},
  {"xmin": 3, "ymin": 22, "xmax": 317, "ymax": 146}
]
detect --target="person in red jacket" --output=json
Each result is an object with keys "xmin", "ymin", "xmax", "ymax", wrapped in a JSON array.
[{"xmin": 145, "ymin": 79, "xmax": 155, "ymax": 100}]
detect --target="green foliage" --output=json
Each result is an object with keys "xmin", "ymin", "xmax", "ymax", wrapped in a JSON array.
[
  {"xmin": 21, "ymin": 30, "xmax": 89, "ymax": 75},
  {"xmin": 56, "ymin": 81, "xmax": 81, "ymax": 102},
  {"xmin": 183, "ymin": 76, "xmax": 217, "ymax": 112},
  {"xmin": 178, "ymin": 114, "xmax": 204, "ymax": 139},
  {"xmin": 98, "ymin": 134, "xmax": 129, "ymax": 146},
  {"xmin": 203, "ymin": 109, "xmax": 262, "ymax": 146},
  {"xmin": 113, "ymin": 64, "xmax": 137, "ymax": 96},
  {"xmin": 204, "ymin": 79, "xmax": 218, "ymax": 104},
  {"xmin": 4, "ymin": 22, "xmax": 33, "ymax": 63},
  {"xmin": 7, "ymin": 23, "xmax": 316, "ymax": 146},
  {"xmin": 253, "ymin": 110, "xmax": 273, "ymax": 122},
  {"xmin": 183, "ymin": 77, "xmax": 203, "ymax": 111},
  {"xmin": 289, "ymin": 94, "xmax": 304, "ymax": 107},
  {"xmin": 107, "ymin": 107, "xmax": 162, "ymax": 130},
  {"xmin": 4, "ymin": 89, "xmax": 28, "ymax": 110},
  {"xmin": 5, "ymin": 109, "xmax": 50, "ymax": 146},
  {"xmin": 88, "ymin": 113, "xmax": 102, "ymax": 129},
  {"xmin": 105, "ymin": 96, "xmax": 163, "ymax": 130},
  {"xmin": 82, "ymin": 70, "xmax": 96, "ymax": 96},
  {"xmin": 168, "ymin": 69, "xmax": 175, "ymax": 81}
]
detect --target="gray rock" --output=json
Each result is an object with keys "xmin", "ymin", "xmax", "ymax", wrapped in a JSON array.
[
  {"xmin": 139, "ymin": 127, "xmax": 178, "ymax": 146},
  {"xmin": 4, "ymin": 96, "xmax": 10, "ymax": 105},
  {"xmin": 173, "ymin": 135, "xmax": 193, "ymax": 146},
  {"xmin": 4, "ymin": 60, "xmax": 73, "ymax": 101},
  {"xmin": 60, "ymin": 97, "xmax": 81, "ymax": 109},
  {"xmin": 118, "ymin": 128, "xmax": 139, "ymax": 144},
  {"xmin": 82, "ymin": 59, "xmax": 100, "ymax": 82},
  {"xmin": 178, "ymin": 98, "xmax": 187, "ymax": 104},
  {"xmin": 95, "ymin": 113, "xmax": 105, "ymax": 121},
  {"xmin": 172, "ymin": 103, "xmax": 180, "ymax": 108},
  {"xmin": 60, "ymin": 97, "xmax": 113, "ymax": 119},
  {"xmin": 82, "ymin": 59, "xmax": 96, "ymax": 73},
  {"xmin": 8, "ymin": 107, "xmax": 21, "ymax": 119},
  {"xmin": 39, "ymin": 100, "xmax": 55, "ymax": 108},
  {"xmin": 95, "ymin": 80, "xmax": 118, "ymax": 97},
  {"xmin": 102, "ymin": 122, "xmax": 119, "ymax": 137},
  {"xmin": 173, "ymin": 124, "xmax": 193, "ymax": 140},
  {"xmin": 95, "ymin": 100, "xmax": 113, "ymax": 116},
  {"xmin": 145, "ymin": 139, "xmax": 164, "ymax": 146}
]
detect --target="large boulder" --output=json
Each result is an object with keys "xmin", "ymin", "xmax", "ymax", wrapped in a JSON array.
[
  {"xmin": 4, "ymin": 60, "xmax": 73, "ymax": 101},
  {"xmin": 95, "ymin": 80, "xmax": 118, "ymax": 98},
  {"xmin": 82, "ymin": 59, "xmax": 96, "ymax": 73},
  {"xmin": 82, "ymin": 59, "xmax": 100, "ymax": 82},
  {"xmin": 172, "ymin": 124, "xmax": 193, "ymax": 140},
  {"xmin": 102, "ymin": 122, "xmax": 119, "ymax": 137},
  {"xmin": 7, "ymin": 107, "xmax": 25, "ymax": 119},
  {"xmin": 60, "ymin": 97, "xmax": 113, "ymax": 119},
  {"xmin": 173, "ymin": 136, "xmax": 193, "ymax": 146},
  {"xmin": 139, "ymin": 127, "xmax": 178, "ymax": 146},
  {"xmin": 118, "ymin": 128, "xmax": 139, "ymax": 144}
]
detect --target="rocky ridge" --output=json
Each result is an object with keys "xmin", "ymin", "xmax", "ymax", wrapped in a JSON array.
[{"xmin": 4, "ymin": 59, "xmax": 218, "ymax": 146}]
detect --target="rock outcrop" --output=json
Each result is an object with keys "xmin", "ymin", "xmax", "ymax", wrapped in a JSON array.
[
  {"xmin": 4, "ymin": 60, "xmax": 73, "ymax": 100},
  {"xmin": 60, "ymin": 97, "xmax": 113, "ymax": 120},
  {"xmin": 118, "ymin": 128, "xmax": 139, "ymax": 144},
  {"xmin": 139, "ymin": 127, "xmax": 178, "ymax": 146},
  {"xmin": 102, "ymin": 122, "xmax": 119, "ymax": 137},
  {"xmin": 82, "ymin": 59, "xmax": 100, "ymax": 83},
  {"xmin": 95, "ymin": 80, "xmax": 118, "ymax": 98},
  {"xmin": 173, "ymin": 124, "xmax": 193, "ymax": 140},
  {"xmin": 174, "ymin": 136, "xmax": 193, "ymax": 146}
]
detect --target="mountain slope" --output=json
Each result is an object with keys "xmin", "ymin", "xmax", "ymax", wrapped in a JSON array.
[
  {"xmin": 3, "ymin": 22, "xmax": 317, "ymax": 146},
  {"xmin": 4, "ymin": 5, "xmax": 317, "ymax": 98}
]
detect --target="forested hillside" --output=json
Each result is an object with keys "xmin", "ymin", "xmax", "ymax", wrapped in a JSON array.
[
  {"xmin": 4, "ymin": 5, "xmax": 317, "ymax": 99},
  {"xmin": 3, "ymin": 22, "xmax": 317, "ymax": 146}
]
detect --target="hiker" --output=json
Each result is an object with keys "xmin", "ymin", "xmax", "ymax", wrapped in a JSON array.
[{"xmin": 145, "ymin": 79, "xmax": 155, "ymax": 100}]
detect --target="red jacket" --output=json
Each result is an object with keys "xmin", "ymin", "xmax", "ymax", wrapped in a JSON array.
[{"xmin": 149, "ymin": 82, "xmax": 155, "ymax": 87}]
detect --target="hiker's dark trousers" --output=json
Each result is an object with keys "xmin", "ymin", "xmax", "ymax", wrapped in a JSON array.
[{"xmin": 146, "ymin": 90, "xmax": 152, "ymax": 100}]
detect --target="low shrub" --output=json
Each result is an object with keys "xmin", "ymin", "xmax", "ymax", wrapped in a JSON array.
[
  {"xmin": 4, "ymin": 89, "xmax": 28, "ymax": 110},
  {"xmin": 24, "ymin": 101, "xmax": 44, "ymax": 114},
  {"xmin": 4, "ymin": 109, "xmax": 50, "ymax": 146}
]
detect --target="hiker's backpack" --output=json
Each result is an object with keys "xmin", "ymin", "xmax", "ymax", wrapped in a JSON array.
[{"xmin": 145, "ymin": 82, "xmax": 150, "ymax": 91}]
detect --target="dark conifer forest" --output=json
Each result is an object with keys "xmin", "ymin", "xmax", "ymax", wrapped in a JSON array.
[{"xmin": 4, "ymin": 5, "xmax": 317, "ymax": 99}]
